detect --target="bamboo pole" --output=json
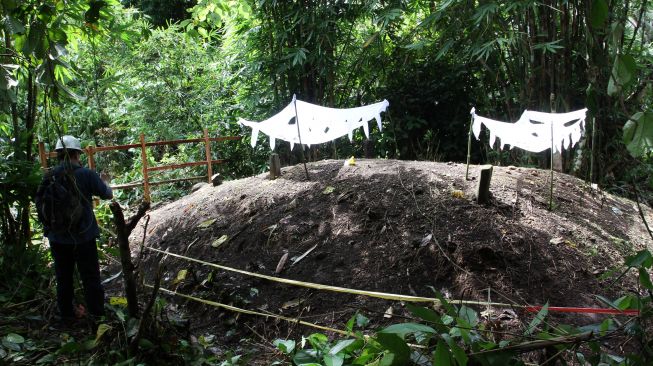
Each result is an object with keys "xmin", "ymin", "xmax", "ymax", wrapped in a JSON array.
[
  {"xmin": 140, "ymin": 133, "xmax": 150, "ymax": 202},
  {"xmin": 549, "ymin": 120, "xmax": 554, "ymax": 211},
  {"xmin": 466, "ymin": 110, "xmax": 474, "ymax": 180},
  {"xmin": 203, "ymin": 128, "xmax": 213, "ymax": 183},
  {"xmin": 549, "ymin": 94, "xmax": 555, "ymax": 211},
  {"xmin": 590, "ymin": 117, "xmax": 596, "ymax": 184},
  {"xmin": 147, "ymin": 160, "xmax": 225, "ymax": 172},
  {"xmin": 111, "ymin": 176, "xmax": 208, "ymax": 190},
  {"xmin": 293, "ymin": 96, "xmax": 310, "ymax": 180},
  {"xmin": 44, "ymin": 136, "xmax": 242, "ymax": 158}
]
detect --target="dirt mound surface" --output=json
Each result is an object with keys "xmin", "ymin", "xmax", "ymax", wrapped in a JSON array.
[{"xmin": 128, "ymin": 159, "xmax": 652, "ymax": 342}]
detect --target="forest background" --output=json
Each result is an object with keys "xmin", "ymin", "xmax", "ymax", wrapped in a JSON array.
[{"xmin": 0, "ymin": 0, "xmax": 652, "ymax": 355}]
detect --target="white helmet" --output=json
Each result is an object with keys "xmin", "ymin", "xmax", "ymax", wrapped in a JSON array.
[{"xmin": 55, "ymin": 135, "xmax": 83, "ymax": 152}]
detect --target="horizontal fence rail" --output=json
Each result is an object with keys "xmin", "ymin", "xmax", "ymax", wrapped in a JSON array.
[{"xmin": 38, "ymin": 129, "xmax": 241, "ymax": 202}]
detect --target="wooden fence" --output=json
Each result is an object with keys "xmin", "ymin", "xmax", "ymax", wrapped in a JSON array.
[{"xmin": 38, "ymin": 129, "xmax": 241, "ymax": 202}]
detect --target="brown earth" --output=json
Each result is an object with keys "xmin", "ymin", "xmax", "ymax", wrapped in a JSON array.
[{"xmin": 124, "ymin": 159, "xmax": 652, "ymax": 357}]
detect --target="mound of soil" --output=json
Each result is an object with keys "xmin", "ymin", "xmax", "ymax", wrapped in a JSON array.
[{"xmin": 127, "ymin": 159, "xmax": 651, "ymax": 349}]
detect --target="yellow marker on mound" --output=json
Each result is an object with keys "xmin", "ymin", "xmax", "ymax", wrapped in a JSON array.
[{"xmin": 345, "ymin": 156, "xmax": 356, "ymax": 166}]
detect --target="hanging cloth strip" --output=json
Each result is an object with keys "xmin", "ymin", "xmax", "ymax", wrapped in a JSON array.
[
  {"xmin": 239, "ymin": 95, "xmax": 389, "ymax": 150},
  {"xmin": 471, "ymin": 108, "xmax": 588, "ymax": 153}
]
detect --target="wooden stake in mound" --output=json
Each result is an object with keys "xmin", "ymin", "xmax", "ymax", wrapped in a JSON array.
[
  {"xmin": 477, "ymin": 164, "xmax": 493, "ymax": 204},
  {"xmin": 270, "ymin": 153, "xmax": 281, "ymax": 180}
]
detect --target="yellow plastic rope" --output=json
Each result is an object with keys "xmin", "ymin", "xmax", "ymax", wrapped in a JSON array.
[
  {"xmin": 144, "ymin": 246, "xmax": 514, "ymax": 308},
  {"xmin": 149, "ymin": 285, "xmax": 349, "ymax": 335}
]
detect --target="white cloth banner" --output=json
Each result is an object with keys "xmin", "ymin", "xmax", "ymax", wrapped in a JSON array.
[
  {"xmin": 471, "ymin": 107, "xmax": 587, "ymax": 153},
  {"xmin": 239, "ymin": 95, "xmax": 389, "ymax": 150}
]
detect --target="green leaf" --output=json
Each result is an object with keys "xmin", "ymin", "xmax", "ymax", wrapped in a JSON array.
[
  {"xmin": 435, "ymin": 40, "xmax": 454, "ymax": 61},
  {"xmin": 273, "ymin": 339, "xmax": 296, "ymax": 354},
  {"xmin": 198, "ymin": 27, "xmax": 208, "ymax": 38},
  {"xmin": 307, "ymin": 333, "xmax": 329, "ymax": 352},
  {"xmin": 197, "ymin": 218, "xmax": 216, "ymax": 228},
  {"xmin": 212, "ymin": 235, "xmax": 229, "ymax": 248},
  {"xmin": 623, "ymin": 112, "xmax": 653, "ymax": 158},
  {"xmin": 83, "ymin": 339, "xmax": 97, "ymax": 350},
  {"xmin": 456, "ymin": 306, "xmax": 478, "ymax": 327},
  {"xmin": 442, "ymin": 334, "xmax": 468, "ymax": 366},
  {"xmin": 95, "ymin": 323, "xmax": 111, "ymax": 344},
  {"xmin": 376, "ymin": 332, "xmax": 410, "ymax": 366},
  {"xmin": 599, "ymin": 319, "xmax": 614, "ymax": 336},
  {"xmin": 322, "ymin": 186, "xmax": 335, "ymax": 194},
  {"xmin": 36, "ymin": 354, "xmax": 55, "ymax": 364},
  {"xmin": 173, "ymin": 269, "xmax": 188, "ymax": 285},
  {"xmin": 57, "ymin": 341, "xmax": 81, "ymax": 354},
  {"xmin": 639, "ymin": 268, "xmax": 653, "ymax": 290},
  {"xmin": 379, "ymin": 323, "xmax": 436, "ymax": 340},
  {"xmin": 613, "ymin": 295, "xmax": 634, "ymax": 310},
  {"xmin": 525, "ymin": 303, "xmax": 548, "ymax": 335},
  {"xmin": 533, "ymin": 40, "xmax": 564, "ymax": 54},
  {"xmin": 433, "ymin": 339, "xmax": 452, "ymax": 366},
  {"xmin": 590, "ymin": 0, "xmax": 608, "ymax": 28},
  {"xmin": 625, "ymin": 250, "xmax": 653, "ymax": 268},
  {"xmin": 4, "ymin": 15, "xmax": 25, "ymax": 34},
  {"xmin": 137, "ymin": 338, "xmax": 154, "ymax": 350},
  {"xmin": 406, "ymin": 303, "xmax": 440, "ymax": 323},
  {"xmin": 0, "ymin": 66, "xmax": 18, "ymax": 90},
  {"xmin": 345, "ymin": 315, "xmax": 355, "ymax": 332},
  {"xmin": 324, "ymin": 353, "xmax": 344, "ymax": 366},
  {"xmin": 293, "ymin": 349, "xmax": 319, "ymax": 365},
  {"xmin": 54, "ymin": 80, "xmax": 86, "ymax": 101},
  {"xmin": 328, "ymin": 339, "xmax": 356, "ymax": 355},
  {"xmin": 1, "ymin": 333, "xmax": 23, "ymax": 351},
  {"xmin": 356, "ymin": 313, "xmax": 369, "ymax": 328},
  {"xmin": 608, "ymin": 54, "xmax": 637, "ymax": 96}
]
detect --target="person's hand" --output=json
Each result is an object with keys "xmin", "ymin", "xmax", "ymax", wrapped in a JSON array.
[{"xmin": 100, "ymin": 172, "xmax": 112, "ymax": 183}]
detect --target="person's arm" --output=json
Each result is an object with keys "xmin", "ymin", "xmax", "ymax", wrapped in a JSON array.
[{"xmin": 89, "ymin": 170, "xmax": 113, "ymax": 200}]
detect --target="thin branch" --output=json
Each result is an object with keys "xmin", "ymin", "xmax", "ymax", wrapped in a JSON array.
[
  {"xmin": 469, "ymin": 331, "xmax": 595, "ymax": 356},
  {"xmin": 633, "ymin": 182, "xmax": 653, "ymax": 242}
]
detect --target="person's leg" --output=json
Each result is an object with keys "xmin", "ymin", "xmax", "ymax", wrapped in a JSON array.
[
  {"xmin": 74, "ymin": 240, "xmax": 105, "ymax": 316},
  {"xmin": 50, "ymin": 242, "xmax": 75, "ymax": 317}
]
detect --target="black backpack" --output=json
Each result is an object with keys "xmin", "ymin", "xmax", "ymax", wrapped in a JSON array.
[{"xmin": 35, "ymin": 166, "xmax": 84, "ymax": 235}]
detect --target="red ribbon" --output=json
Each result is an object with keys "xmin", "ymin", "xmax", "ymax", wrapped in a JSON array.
[{"xmin": 524, "ymin": 306, "xmax": 639, "ymax": 316}]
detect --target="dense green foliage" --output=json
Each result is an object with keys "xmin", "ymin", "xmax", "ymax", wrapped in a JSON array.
[{"xmin": 1, "ymin": 0, "xmax": 652, "ymax": 364}]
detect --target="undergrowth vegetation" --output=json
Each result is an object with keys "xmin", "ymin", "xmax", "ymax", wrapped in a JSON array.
[{"xmin": 1, "ymin": 249, "xmax": 651, "ymax": 364}]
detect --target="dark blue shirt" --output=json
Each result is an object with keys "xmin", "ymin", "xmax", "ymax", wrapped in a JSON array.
[{"xmin": 46, "ymin": 162, "xmax": 113, "ymax": 245}]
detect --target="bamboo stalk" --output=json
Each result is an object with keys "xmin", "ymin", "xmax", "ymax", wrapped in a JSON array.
[
  {"xmin": 549, "ymin": 120, "xmax": 554, "ymax": 211},
  {"xmin": 111, "ymin": 176, "xmax": 207, "ymax": 190},
  {"xmin": 45, "ymin": 136, "xmax": 241, "ymax": 157},
  {"xmin": 590, "ymin": 117, "xmax": 596, "ymax": 184},
  {"xmin": 466, "ymin": 112, "xmax": 474, "ymax": 180},
  {"xmin": 549, "ymin": 94, "xmax": 555, "ymax": 211},
  {"xmin": 293, "ymin": 96, "xmax": 310, "ymax": 180},
  {"xmin": 147, "ymin": 160, "xmax": 225, "ymax": 172},
  {"xmin": 203, "ymin": 128, "xmax": 213, "ymax": 183}
]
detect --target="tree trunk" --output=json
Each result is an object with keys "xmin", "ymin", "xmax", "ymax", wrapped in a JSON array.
[{"xmin": 110, "ymin": 201, "xmax": 150, "ymax": 318}]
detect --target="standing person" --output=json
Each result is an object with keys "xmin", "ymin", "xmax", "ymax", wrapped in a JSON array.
[{"xmin": 35, "ymin": 135, "xmax": 113, "ymax": 320}]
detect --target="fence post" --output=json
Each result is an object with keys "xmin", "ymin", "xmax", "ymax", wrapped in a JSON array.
[
  {"xmin": 140, "ymin": 133, "xmax": 151, "ymax": 202},
  {"xmin": 38, "ymin": 141, "xmax": 48, "ymax": 169},
  {"xmin": 87, "ymin": 146, "xmax": 96, "ymax": 171},
  {"xmin": 203, "ymin": 128, "xmax": 213, "ymax": 184}
]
